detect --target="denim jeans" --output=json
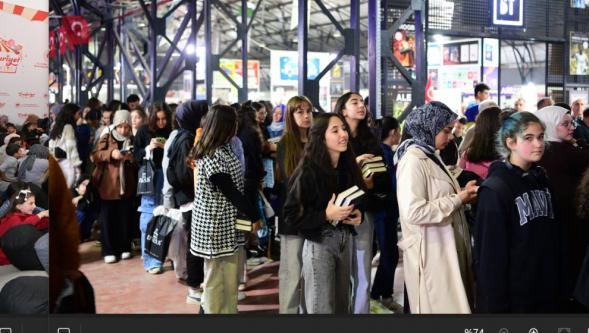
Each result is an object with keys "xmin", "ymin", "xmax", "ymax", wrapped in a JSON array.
[
  {"xmin": 302, "ymin": 227, "xmax": 352, "ymax": 314},
  {"xmin": 352, "ymin": 211, "xmax": 375, "ymax": 314},
  {"xmin": 371, "ymin": 209, "xmax": 399, "ymax": 299},
  {"xmin": 279, "ymin": 234, "xmax": 305, "ymax": 314}
]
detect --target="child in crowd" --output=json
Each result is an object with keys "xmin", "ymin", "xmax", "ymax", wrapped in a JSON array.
[
  {"xmin": 0, "ymin": 143, "xmax": 26, "ymax": 197},
  {"xmin": 72, "ymin": 176, "xmax": 98, "ymax": 242},
  {"xmin": 0, "ymin": 188, "xmax": 49, "ymax": 265},
  {"xmin": 475, "ymin": 112, "xmax": 562, "ymax": 313}
]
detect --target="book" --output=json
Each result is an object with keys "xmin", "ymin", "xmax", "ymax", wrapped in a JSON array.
[
  {"xmin": 330, "ymin": 186, "xmax": 365, "ymax": 226},
  {"xmin": 361, "ymin": 156, "xmax": 387, "ymax": 177},
  {"xmin": 267, "ymin": 136, "xmax": 281, "ymax": 144},
  {"xmin": 235, "ymin": 217, "xmax": 252, "ymax": 232}
]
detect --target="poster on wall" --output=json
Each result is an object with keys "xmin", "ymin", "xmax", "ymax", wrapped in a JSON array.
[
  {"xmin": 570, "ymin": 32, "xmax": 589, "ymax": 76},
  {"xmin": 218, "ymin": 59, "xmax": 260, "ymax": 89},
  {"xmin": 0, "ymin": 0, "xmax": 49, "ymax": 124},
  {"xmin": 571, "ymin": 0, "xmax": 589, "ymax": 9},
  {"xmin": 443, "ymin": 41, "xmax": 479, "ymax": 65},
  {"xmin": 392, "ymin": 30, "xmax": 415, "ymax": 68}
]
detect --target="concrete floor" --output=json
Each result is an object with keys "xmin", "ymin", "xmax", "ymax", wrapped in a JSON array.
[{"xmin": 79, "ymin": 241, "xmax": 404, "ymax": 314}]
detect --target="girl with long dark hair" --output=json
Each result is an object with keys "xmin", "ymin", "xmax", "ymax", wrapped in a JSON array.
[
  {"xmin": 459, "ymin": 107, "xmax": 502, "ymax": 179},
  {"xmin": 276, "ymin": 95, "xmax": 313, "ymax": 313},
  {"xmin": 284, "ymin": 113, "xmax": 364, "ymax": 313},
  {"xmin": 133, "ymin": 101, "xmax": 173, "ymax": 274},
  {"xmin": 49, "ymin": 103, "xmax": 82, "ymax": 188},
  {"xmin": 334, "ymin": 91, "xmax": 389, "ymax": 313},
  {"xmin": 188, "ymin": 105, "xmax": 260, "ymax": 314}
]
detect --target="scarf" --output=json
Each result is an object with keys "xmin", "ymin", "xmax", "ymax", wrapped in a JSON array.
[
  {"xmin": 534, "ymin": 106, "xmax": 568, "ymax": 142},
  {"xmin": 394, "ymin": 101, "xmax": 458, "ymax": 165}
]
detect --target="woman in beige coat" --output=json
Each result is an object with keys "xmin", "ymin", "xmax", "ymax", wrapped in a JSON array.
[{"xmin": 394, "ymin": 102, "xmax": 478, "ymax": 314}]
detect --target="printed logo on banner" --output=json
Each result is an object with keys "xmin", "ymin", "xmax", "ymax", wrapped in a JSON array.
[
  {"xmin": 492, "ymin": 0, "xmax": 524, "ymax": 26},
  {"xmin": 18, "ymin": 92, "xmax": 35, "ymax": 98},
  {"xmin": 0, "ymin": 37, "xmax": 24, "ymax": 73}
]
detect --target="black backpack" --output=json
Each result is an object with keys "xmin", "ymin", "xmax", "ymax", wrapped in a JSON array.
[{"xmin": 166, "ymin": 129, "xmax": 195, "ymax": 206}]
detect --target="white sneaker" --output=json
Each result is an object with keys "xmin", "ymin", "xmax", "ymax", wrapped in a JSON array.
[
  {"xmin": 147, "ymin": 267, "xmax": 163, "ymax": 275},
  {"xmin": 186, "ymin": 288, "xmax": 202, "ymax": 304},
  {"xmin": 121, "ymin": 252, "xmax": 132, "ymax": 260},
  {"xmin": 238, "ymin": 291, "xmax": 247, "ymax": 301},
  {"xmin": 104, "ymin": 255, "xmax": 117, "ymax": 264}
]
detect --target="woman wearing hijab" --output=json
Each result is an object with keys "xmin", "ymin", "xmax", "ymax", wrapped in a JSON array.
[
  {"xmin": 17, "ymin": 144, "xmax": 49, "ymax": 187},
  {"xmin": 535, "ymin": 105, "xmax": 589, "ymax": 311},
  {"xmin": 395, "ymin": 101, "xmax": 478, "ymax": 313},
  {"xmin": 268, "ymin": 105, "xmax": 285, "ymax": 138}
]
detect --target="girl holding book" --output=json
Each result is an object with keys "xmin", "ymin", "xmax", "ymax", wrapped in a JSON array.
[
  {"xmin": 395, "ymin": 101, "xmax": 477, "ymax": 313},
  {"xmin": 188, "ymin": 105, "xmax": 260, "ymax": 314},
  {"xmin": 276, "ymin": 95, "xmax": 313, "ymax": 313},
  {"xmin": 283, "ymin": 113, "xmax": 363, "ymax": 314},
  {"xmin": 335, "ymin": 91, "xmax": 390, "ymax": 313}
]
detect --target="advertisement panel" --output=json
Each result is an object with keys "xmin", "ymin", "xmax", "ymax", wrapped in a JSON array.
[
  {"xmin": 218, "ymin": 58, "xmax": 260, "ymax": 89},
  {"xmin": 0, "ymin": 0, "xmax": 49, "ymax": 123},
  {"xmin": 570, "ymin": 32, "xmax": 589, "ymax": 76}
]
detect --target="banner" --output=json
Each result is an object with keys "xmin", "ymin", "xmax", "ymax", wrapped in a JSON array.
[
  {"xmin": 570, "ymin": 32, "xmax": 589, "ymax": 76},
  {"xmin": 0, "ymin": 0, "xmax": 49, "ymax": 123}
]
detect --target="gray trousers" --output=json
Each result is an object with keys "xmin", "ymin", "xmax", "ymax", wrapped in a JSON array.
[
  {"xmin": 302, "ymin": 227, "xmax": 353, "ymax": 314},
  {"xmin": 278, "ymin": 234, "xmax": 304, "ymax": 314},
  {"xmin": 352, "ymin": 212, "xmax": 375, "ymax": 314}
]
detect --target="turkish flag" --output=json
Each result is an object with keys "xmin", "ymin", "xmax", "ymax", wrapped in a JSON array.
[
  {"xmin": 63, "ymin": 16, "xmax": 90, "ymax": 45},
  {"xmin": 49, "ymin": 30, "xmax": 56, "ymax": 58},
  {"xmin": 425, "ymin": 74, "xmax": 434, "ymax": 103},
  {"xmin": 58, "ymin": 26, "xmax": 68, "ymax": 55}
]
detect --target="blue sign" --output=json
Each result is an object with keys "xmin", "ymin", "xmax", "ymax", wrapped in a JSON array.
[
  {"xmin": 279, "ymin": 56, "xmax": 321, "ymax": 81},
  {"xmin": 492, "ymin": 0, "xmax": 523, "ymax": 27}
]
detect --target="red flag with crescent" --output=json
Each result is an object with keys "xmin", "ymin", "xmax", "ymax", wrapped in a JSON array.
[
  {"xmin": 49, "ymin": 30, "xmax": 56, "ymax": 58},
  {"xmin": 58, "ymin": 25, "xmax": 68, "ymax": 55},
  {"xmin": 425, "ymin": 74, "xmax": 433, "ymax": 103},
  {"xmin": 63, "ymin": 16, "xmax": 90, "ymax": 45}
]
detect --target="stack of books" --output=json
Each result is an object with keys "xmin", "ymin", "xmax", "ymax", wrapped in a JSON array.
[
  {"xmin": 235, "ymin": 216, "xmax": 253, "ymax": 231},
  {"xmin": 361, "ymin": 156, "xmax": 387, "ymax": 177},
  {"xmin": 330, "ymin": 185, "xmax": 365, "ymax": 226}
]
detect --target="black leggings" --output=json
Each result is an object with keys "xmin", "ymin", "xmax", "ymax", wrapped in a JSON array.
[{"xmin": 183, "ymin": 211, "xmax": 204, "ymax": 288}]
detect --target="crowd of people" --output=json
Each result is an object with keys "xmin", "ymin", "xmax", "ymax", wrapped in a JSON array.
[{"xmin": 2, "ymin": 86, "xmax": 589, "ymax": 315}]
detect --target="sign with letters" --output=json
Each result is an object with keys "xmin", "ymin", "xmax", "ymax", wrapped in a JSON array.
[{"xmin": 492, "ymin": 0, "xmax": 524, "ymax": 27}]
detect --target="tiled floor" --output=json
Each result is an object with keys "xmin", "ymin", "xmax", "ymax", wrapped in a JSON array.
[{"xmin": 79, "ymin": 241, "xmax": 404, "ymax": 314}]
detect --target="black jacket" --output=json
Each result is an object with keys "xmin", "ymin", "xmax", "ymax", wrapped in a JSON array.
[
  {"xmin": 349, "ymin": 134, "xmax": 389, "ymax": 211},
  {"xmin": 284, "ymin": 157, "xmax": 365, "ymax": 242},
  {"xmin": 538, "ymin": 141, "xmax": 589, "ymax": 298},
  {"xmin": 166, "ymin": 129, "xmax": 195, "ymax": 206},
  {"xmin": 238, "ymin": 126, "xmax": 265, "ymax": 200},
  {"xmin": 474, "ymin": 161, "xmax": 563, "ymax": 313},
  {"xmin": 133, "ymin": 125, "xmax": 171, "ymax": 170}
]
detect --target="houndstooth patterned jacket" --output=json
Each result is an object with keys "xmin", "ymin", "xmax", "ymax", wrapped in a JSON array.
[{"xmin": 190, "ymin": 144, "xmax": 246, "ymax": 259}]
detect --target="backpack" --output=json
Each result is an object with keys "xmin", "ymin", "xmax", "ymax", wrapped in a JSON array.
[{"xmin": 166, "ymin": 129, "xmax": 195, "ymax": 205}]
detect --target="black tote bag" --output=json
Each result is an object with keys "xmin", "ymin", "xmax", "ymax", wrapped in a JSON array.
[
  {"xmin": 144, "ymin": 215, "xmax": 177, "ymax": 261},
  {"xmin": 136, "ymin": 159, "xmax": 155, "ymax": 196}
]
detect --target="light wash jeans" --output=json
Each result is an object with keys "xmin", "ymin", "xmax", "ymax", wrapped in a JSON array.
[
  {"xmin": 139, "ymin": 210, "xmax": 163, "ymax": 270},
  {"xmin": 352, "ymin": 211, "xmax": 375, "ymax": 314},
  {"xmin": 138, "ymin": 169, "xmax": 164, "ymax": 271},
  {"xmin": 278, "ymin": 234, "xmax": 305, "ymax": 314},
  {"xmin": 302, "ymin": 227, "xmax": 352, "ymax": 314}
]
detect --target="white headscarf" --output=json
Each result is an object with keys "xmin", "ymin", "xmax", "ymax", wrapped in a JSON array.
[
  {"xmin": 535, "ymin": 106, "xmax": 568, "ymax": 142},
  {"xmin": 109, "ymin": 109, "xmax": 132, "ymax": 195}
]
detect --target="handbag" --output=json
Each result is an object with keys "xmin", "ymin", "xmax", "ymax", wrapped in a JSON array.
[
  {"xmin": 144, "ymin": 214, "xmax": 177, "ymax": 261},
  {"xmin": 136, "ymin": 158, "xmax": 155, "ymax": 196}
]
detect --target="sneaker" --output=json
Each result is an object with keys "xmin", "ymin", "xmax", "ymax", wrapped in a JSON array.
[
  {"xmin": 121, "ymin": 252, "xmax": 132, "ymax": 260},
  {"xmin": 104, "ymin": 255, "xmax": 117, "ymax": 264},
  {"xmin": 238, "ymin": 291, "xmax": 247, "ymax": 301},
  {"xmin": 238, "ymin": 283, "xmax": 246, "ymax": 291},
  {"xmin": 147, "ymin": 267, "xmax": 163, "ymax": 275},
  {"xmin": 186, "ymin": 288, "xmax": 202, "ymax": 304}
]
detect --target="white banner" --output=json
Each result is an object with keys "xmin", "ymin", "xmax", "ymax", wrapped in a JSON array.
[{"xmin": 0, "ymin": 0, "xmax": 49, "ymax": 125}]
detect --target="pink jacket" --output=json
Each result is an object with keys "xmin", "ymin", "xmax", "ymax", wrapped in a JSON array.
[{"xmin": 459, "ymin": 152, "xmax": 492, "ymax": 179}]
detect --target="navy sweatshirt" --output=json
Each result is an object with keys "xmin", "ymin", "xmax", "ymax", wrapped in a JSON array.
[{"xmin": 474, "ymin": 160, "xmax": 563, "ymax": 313}]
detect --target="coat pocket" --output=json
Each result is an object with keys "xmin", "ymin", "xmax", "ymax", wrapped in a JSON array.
[{"xmin": 397, "ymin": 234, "xmax": 420, "ymax": 251}]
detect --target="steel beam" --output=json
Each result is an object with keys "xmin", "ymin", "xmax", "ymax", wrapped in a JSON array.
[
  {"xmin": 297, "ymin": 0, "xmax": 309, "ymax": 98},
  {"xmin": 349, "ymin": 0, "xmax": 360, "ymax": 92},
  {"xmin": 205, "ymin": 0, "xmax": 213, "ymax": 104},
  {"xmin": 368, "ymin": 0, "xmax": 378, "ymax": 118},
  {"xmin": 240, "ymin": 0, "xmax": 248, "ymax": 102}
]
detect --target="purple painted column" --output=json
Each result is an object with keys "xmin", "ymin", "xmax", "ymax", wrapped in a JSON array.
[
  {"xmin": 368, "ymin": 0, "xmax": 378, "ymax": 118},
  {"xmin": 350, "ymin": 0, "xmax": 360, "ymax": 92},
  {"xmin": 297, "ymin": 0, "xmax": 308, "ymax": 96}
]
